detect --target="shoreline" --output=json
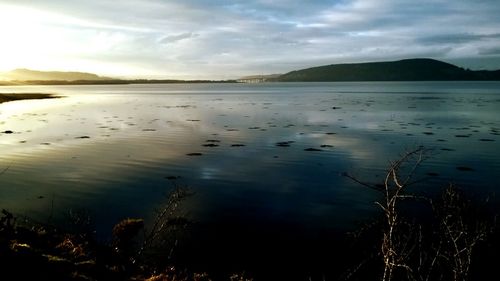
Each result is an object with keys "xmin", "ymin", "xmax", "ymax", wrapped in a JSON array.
[
  {"xmin": 0, "ymin": 79, "xmax": 238, "ymax": 86},
  {"xmin": 0, "ymin": 93, "xmax": 57, "ymax": 104}
]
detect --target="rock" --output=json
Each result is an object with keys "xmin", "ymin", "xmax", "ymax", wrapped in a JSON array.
[
  {"xmin": 275, "ymin": 141, "xmax": 294, "ymax": 147},
  {"xmin": 202, "ymin": 144, "xmax": 219, "ymax": 147},
  {"xmin": 304, "ymin": 148, "xmax": 323, "ymax": 151},
  {"xmin": 456, "ymin": 166, "xmax": 475, "ymax": 171}
]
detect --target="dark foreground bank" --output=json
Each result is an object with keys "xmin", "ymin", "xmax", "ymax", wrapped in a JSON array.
[
  {"xmin": 1, "ymin": 185, "xmax": 499, "ymax": 281},
  {"xmin": 0, "ymin": 93, "xmax": 57, "ymax": 103}
]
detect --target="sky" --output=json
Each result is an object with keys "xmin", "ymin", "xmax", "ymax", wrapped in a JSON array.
[{"xmin": 1, "ymin": 0, "xmax": 500, "ymax": 79}]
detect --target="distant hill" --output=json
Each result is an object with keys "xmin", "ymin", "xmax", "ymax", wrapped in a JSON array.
[
  {"xmin": 274, "ymin": 59, "xmax": 500, "ymax": 82},
  {"xmin": 0, "ymin": 69, "xmax": 238, "ymax": 85},
  {"xmin": 0, "ymin": 68, "xmax": 112, "ymax": 81}
]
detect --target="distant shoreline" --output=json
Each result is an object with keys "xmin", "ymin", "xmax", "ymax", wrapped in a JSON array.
[
  {"xmin": 0, "ymin": 79, "xmax": 239, "ymax": 86},
  {"xmin": 0, "ymin": 93, "xmax": 58, "ymax": 104}
]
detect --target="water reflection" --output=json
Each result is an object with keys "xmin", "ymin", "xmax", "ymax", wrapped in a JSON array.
[{"xmin": 0, "ymin": 82, "xmax": 499, "ymax": 239}]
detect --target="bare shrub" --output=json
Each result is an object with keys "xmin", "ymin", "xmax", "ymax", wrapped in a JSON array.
[{"xmin": 344, "ymin": 148, "xmax": 495, "ymax": 281}]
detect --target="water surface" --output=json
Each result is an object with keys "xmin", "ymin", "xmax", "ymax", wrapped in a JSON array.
[{"xmin": 1, "ymin": 82, "xmax": 499, "ymax": 277}]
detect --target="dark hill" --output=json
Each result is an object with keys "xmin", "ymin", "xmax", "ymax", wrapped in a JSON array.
[{"xmin": 275, "ymin": 59, "xmax": 500, "ymax": 81}]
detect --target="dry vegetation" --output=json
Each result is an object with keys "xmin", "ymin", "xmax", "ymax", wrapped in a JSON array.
[{"xmin": 344, "ymin": 147, "xmax": 498, "ymax": 281}]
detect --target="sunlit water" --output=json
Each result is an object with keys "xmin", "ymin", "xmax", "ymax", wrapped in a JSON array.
[{"xmin": 1, "ymin": 82, "xmax": 500, "ymax": 277}]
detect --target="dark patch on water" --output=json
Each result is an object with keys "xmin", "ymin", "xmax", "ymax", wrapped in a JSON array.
[
  {"xmin": 409, "ymin": 96, "xmax": 443, "ymax": 100},
  {"xmin": 165, "ymin": 176, "xmax": 181, "ymax": 180},
  {"xmin": 304, "ymin": 148, "xmax": 323, "ymax": 151},
  {"xmin": 202, "ymin": 144, "xmax": 219, "ymax": 147},
  {"xmin": 276, "ymin": 141, "xmax": 294, "ymax": 147}
]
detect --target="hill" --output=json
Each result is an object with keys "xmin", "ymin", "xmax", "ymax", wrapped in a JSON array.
[
  {"xmin": 274, "ymin": 59, "xmax": 500, "ymax": 82},
  {"xmin": 0, "ymin": 69, "xmax": 238, "ymax": 85},
  {"xmin": 0, "ymin": 68, "xmax": 112, "ymax": 81}
]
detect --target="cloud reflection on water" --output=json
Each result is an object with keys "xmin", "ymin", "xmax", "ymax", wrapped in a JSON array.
[{"xmin": 0, "ymin": 82, "xmax": 499, "ymax": 235}]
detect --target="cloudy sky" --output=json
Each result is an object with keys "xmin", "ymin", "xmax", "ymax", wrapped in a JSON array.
[{"xmin": 1, "ymin": 0, "xmax": 500, "ymax": 79}]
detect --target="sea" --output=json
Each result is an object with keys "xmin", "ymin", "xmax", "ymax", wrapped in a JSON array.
[{"xmin": 1, "ymin": 81, "xmax": 499, "ymax": 279}]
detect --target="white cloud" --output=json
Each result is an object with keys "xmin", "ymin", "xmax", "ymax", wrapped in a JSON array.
[{"xmin": 1, "ymin": 0, "xmax": 500, "ymax": 79}]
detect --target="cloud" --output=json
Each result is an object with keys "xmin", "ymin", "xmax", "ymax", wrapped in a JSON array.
[
  {"xmin": 2, "ymin": 0, "xmax": 500, "ymax": 78},
  {"xmin": 479, "ymin": 47, "xmax": 500, "ymax": 56},
  {"xmin": 417, "ymin": 33, "xmax": 500, "ymax": 45},
  {"xmin": 159, "ymin": 32, "xmax": 199, "ymax": 44}
]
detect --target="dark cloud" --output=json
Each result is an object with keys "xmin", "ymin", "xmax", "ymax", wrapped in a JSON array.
[
  {"xmin": 479, "ymin": 47, "xmax": 500, "ymax": 56},
  {"xmin": 418, "ymin": 33, "xmax": 500, "ymax": 45}
]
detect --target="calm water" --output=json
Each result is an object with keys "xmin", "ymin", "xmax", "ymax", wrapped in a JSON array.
[{"xmin": 1, "ymin": 82, "xmax": 500, "ymax": 277}]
